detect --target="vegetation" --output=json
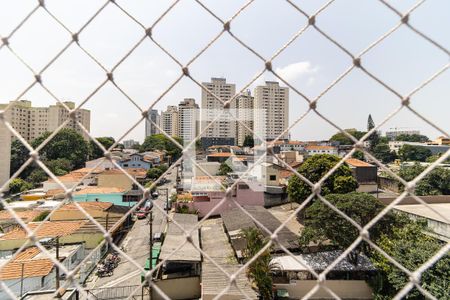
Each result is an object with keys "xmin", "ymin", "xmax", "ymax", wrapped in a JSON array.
[
  {"xmin": 398, "ymin": 164, "xmax": 450, "ymax": 195},
  {"xmin": 217, "ymin": 162, "xmax": 233, "ymax": 176},
  {"xmin": 175, "ymin": 204, "xmax": 198, "ymax": 215},
  {"xmin": 372, "ymin": 143, "xmax": 397, "ymax": 164},
  {"xmin": 426, "ymin": 153, "xmax": 450, "ymax": 163},
  {"xmin": 242, "ymin": 135, "xmax": 255, "ymax": 147},
  {"xmin": 10, "ymin": 140, "xmax": 29, "ymax": 177},
  {"xmin": 299, "ymin": 193, "xmax": 395, "ymax": 264},
  {"xmin": 8, "ymin": 178, "xmax": 32, "ymax": 194},
  {"xmin": 141, "ymin": 134, "xmax": 183, "ymax": 162},
  {"xmin": 398, "ymin": 144, "xmax": 432, "ymax": 162},
  {"xmin": 33, "ymin": 211, "xmax": 50, "ymax": 222},
  {"xmin": 90, "ymin": 136, "xmax": 115, "ymax": 159},
  {"xmin": 395, "ymin": 134, "xmax": 430, "ymax": 143},
  {"xmin": 329, "ymin": 129, "xmax": 366, "ymax": 145},
  {"xmin": 240, "ymin": 227, "xmax": 275, "ymax": 300},
  {"xmin": 287, "ymin": 154, "xmax": 358, "ymax": 204},
  {"xmin": 352, "ymin": 150, "xmax": 365, "ymax": 160},
  {"xmin": 146, "ymin": 168, "xmax": 164, "ymax": 180},
  {"xmin": 367, "ymin": 114, "xmax": 380, "ymax": 150},
  {"xmin": 370, "ymin": 220, "xmax": 449, "ymax": 299}
]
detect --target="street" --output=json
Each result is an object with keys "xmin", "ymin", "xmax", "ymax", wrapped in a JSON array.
[{"xmin": 85, "ymin": 170, "xmax": 177, "ymax": 292}]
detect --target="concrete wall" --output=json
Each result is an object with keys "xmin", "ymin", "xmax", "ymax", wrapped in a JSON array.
[
  {"xmin": 152, "ymin": 276, "xmax": 201, "ymax": 300},
  {"xmin": 0, "ymin": 270, "xmax": 56, "ymax": 299},
  {"xmin": 0, "ymin": 120, "xmax": 11, "ymax": 188},
  {"xmin": 73, "ymin": 193, "xmax": 125, "ymax": 206},
  {"xmin": 275, "ymin": 280, "xmax": 373, "ymax": 299},
  {"xmin": 0, "ymin": 233, "xmax": 103, "ymax": 251}
]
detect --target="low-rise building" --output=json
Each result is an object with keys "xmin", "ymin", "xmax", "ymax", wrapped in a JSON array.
[
  {"xmin": 97, "ymin": 168, "xmax": 147, "ymax": 191},
  {"xmin": 388, "ymin": 140, "xmax": 450, "ymax": 155},
  {"xmin": 345, "ymin": 158, "xmax": 378, "ymax": 193},
  {"xmin": 0, "ymin": 245, "xmax": 84, "ymax": 299},
  {"xmin": 73, "ymin": 187, "xmax": 126, "ymax": 206},
  {"xmin": 0, "ymin": 210, "xmax": 44, "ymax": 233},
  {"xmin": 305, "ymin": 145, "xmax": 338, "ymax": 156}
]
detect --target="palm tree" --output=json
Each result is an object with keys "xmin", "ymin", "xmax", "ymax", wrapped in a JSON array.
[{"xmin": 240, "ymin": 227, "xmax": 277, "ymax": 300}]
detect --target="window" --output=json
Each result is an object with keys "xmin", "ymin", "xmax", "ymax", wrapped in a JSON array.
[{"xmin": 269, "ymin": 175, "xmax": 276, "ymax": 181}]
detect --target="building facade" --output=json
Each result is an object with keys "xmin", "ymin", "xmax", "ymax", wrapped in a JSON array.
[
  {"xmin": 178, "ymin": 98, "xmax": 199, "ymax": 143},
  {"xmin": 0, "ymin": 100, "xmax": 90, "ymax": 142},
  {"xmin": 201, "ymin": 78, "xmax": 237, "ymax": 144},
  {"xmin": 145, "ymin": 109, "xmax": 160, "ymax": 137},
  {"xmin": 254, "ymin": 81, "xmax": 289, "ymax": 141},
  {"xmin": 161, "ymin": 105, "xmax": 179, "ymax": 137},
  {"xmin": 385, "ymin": 129, "xmax": 420, "ymax": 140},
  {"xmin": 236, "ymin": 90, "xmax": 254, "ymax": 146}
]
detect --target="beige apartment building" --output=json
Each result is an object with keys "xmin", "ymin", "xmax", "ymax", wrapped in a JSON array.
[
  {"xmin": 0, "ymin": 100, "xmax": 90, "ymax": 187},
  {"xmin": 178, "ymin": 98, "xmax": 199, "ymax": 143},
  {"xmin": 161, "ymin": 105, "xmax": 179, "ymax": 137},
  {"xmin": 236, "ymin": 90, "xmax": 254, "ymax": 146},
  {"xmin": 201, "ymin": 78, "xmax": 237, "ymax": 142},
  {"xmin": 254, "ymin": 81, "xmax": 289, "ymax": 141}
]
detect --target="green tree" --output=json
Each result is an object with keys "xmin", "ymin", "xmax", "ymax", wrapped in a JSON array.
[
  {"xmin": 90, "ymin": 137, "xmax": 115, "ymax": 159},
  {"xmin": 367, "ymin": 114, "xmax": 379, "ymax": 150},
  {"xmin": 399, "ymin": 164, "xmax": 450, "ymax": 195},
  {"xmin": 146, "ymin": 168, "xmax": 164, "ymax": 180},
  {"xmin": 157, "ymin": 164, "xmax": 169, "ymax": 173},
  {"xmin": 141, "ymin": 134, "xmax": 183, "ymax": 162},
  {"xmin": 287, "ymin": 154, "xmax": 358, "ymax": 204},
  {"xmin": 32, "ymin": 129, "xmax": 90, "ymax": 169},
  {"xmin": 9, "ymin": 178, "xmax": 32, "ymax": 194},
  {"xmin": 242, "ymin": 135, "xmax": 255, "ymax": 147},
  {"xmin": 352, "ymin": 150, "xmax": 365, "ymax": 161},
  {"xmin": 217, "ymin": 162, "xmax": 233, "ymax": 176},
  {"xmin": 398, "ymin": 144, "xmax": 432, "ymax": 162},
  {"xmin": 329, "ymin": 129, "xmax": 366, "ymax": 145},
  {"xmin": 395, "ymin": 134, "xmax": 429, "ymax": 143},
  {"xmin": 299, "ymin": 193, "xmax": 393, "ymax": 264},
  {"xmin": 370, "ymin": 220, "xmax": 450, "ymax": 299},
  {"xmin": 33, "ymin": 211, "xmax": 50, "ymax": 222},
  {"xmin": 372, "ymin": 143, "xmax": 397, "ymax": 163},
  {"xmin": 27, "ymin": 168, "xmax": 48, "ymax": 185},
  {"xmin": 426, "ymin": 154, "xmax": 450, "ymax": 164},
  {"xmin": 46, "ymin": 158, "xmax": 73, "ymax": 176},
  {"xmin": 240, "ymin": 227, "xmax": 275, "ymax": 300},
  {"xmin": 10, "ymin": 140, "xmax": 29, "ymax": 177}
]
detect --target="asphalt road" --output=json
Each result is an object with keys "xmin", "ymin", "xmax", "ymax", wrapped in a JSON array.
[{"xmin": 86, "ymin": 170, "xmax": 177, "ymax": 292}]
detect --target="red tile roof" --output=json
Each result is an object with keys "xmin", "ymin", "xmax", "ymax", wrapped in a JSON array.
[
  {"xmin": 0, "ymin": 221, "xmax": 85, "ymax": 241},
  {"xmin": 345, "ymin": 158, "xmax": 373, "ymax": 167}
]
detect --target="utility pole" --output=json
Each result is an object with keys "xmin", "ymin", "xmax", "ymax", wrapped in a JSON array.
[
  {"xmin": 148, "ymin": 211, "xmax": 153, "ymax": 299},
  {"xmin": 55, "ymin": 237, "xmax": 60, "ymax": 298},
  {"xmin": 20, "ymin": 262, "xmax": 24, "ymax": 297}
]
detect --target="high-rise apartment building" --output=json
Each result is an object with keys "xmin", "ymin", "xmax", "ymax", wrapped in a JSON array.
[
  {"xmin": 145, "ymin": 109, "xmax": 160, "ymax": 137},
  {"xmin": 236, "ymin": 90, "xmax": 254, "ymax": 146},
  {"xmin": 0, "ymin": 100, "xmax": 91, "ymax": 142},
  {"xmin": 161, "ymin": 106, "xmax": 179, "ymax": 137},
  {"xmin": 254, "ymin": 81, "xmax": 289, "ymax": 141},
  {"xmin": 178, "ymin": 98, "xmax": 199, "ymax": 143},
  {"xmin": 0, "ymin": 100, "xmax": 91, "ymax": 186},
  {"xmin": 201, "ymin": 78, "xmax": 236, "ymax": 144}
]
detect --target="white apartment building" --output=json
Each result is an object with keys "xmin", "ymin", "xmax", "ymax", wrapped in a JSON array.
[
  {"xmin": 236, "ymin": 90, "xmax": 254, "ymax": 146},
  {"xmin": 0, "ymin": 100, "xmax": 90, "ymax": 142},
  {"xmin": 178, "ymin": 98, "xmax": 199, "ymax": 143},
  {"xmin": 161, "ymin": 105, "xmax": 179, "ymax": 137},
  {"xmin": 0, "ymin": 100, "xmax": 90, "ymax": 186},
  {"xmin": 201, "ymin": 78, "xmax": 237, "ymax": 142},
  {"xmin": 145, "ymin": 109, "xmax": 160, "ymax": 137},
  {"xmin": 254, "ymin": 81, "xmax": 289, "ymax": 141},
  {"xmin": 385, "ymin": 129, "xmax": 420, "ymax": 140}
]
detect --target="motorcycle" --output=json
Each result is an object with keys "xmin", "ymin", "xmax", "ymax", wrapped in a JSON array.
[{"xmin": 96, "ymin": 263, "xmax": 113, "ymax": 277}]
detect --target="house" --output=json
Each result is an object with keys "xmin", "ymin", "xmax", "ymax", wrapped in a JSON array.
[
  {"xmin": 273, "ymin": 140, "xmax": 305, "ymax": 152},
  {"xmin": 277, "ymin": 150, "xmax": 303, "ymax": 165},
  {"xmin": 179, "ymin": 179, "xmax": 265, "ymax": 217},
  {"xmin": 152, "ymin": 214, "xmax": 201, "ymax": 300},
  {"xmin": 0, "ymin": 245, "xmax": 84, "ymax": 299},
  {"xmin": 206, "ymin": 152, "xmax": 233, "ymax": 163},
  {"xmin": 97, "ymin": 168, "xmax": 147, "ymax": 191},
  {"xmin": 345, "ymin": 158, "xmax": 378, "ymax": 193},
  {"xmin": 42, "ymin": 168, "xmax": 101, "ymax": 192},
  {"xmin": 50, "ymin": 201, "xmax": 131, "ymax": 233},
  {"xmin": 388, "ymin": 141, "xmax": 450, "ymax": 155},
  {"xmin": 72, "ymin": 187, "xmax": 126, "ymax": 206},
  {"xmin": 0, "ymin": 221, "xmax": 103, "ymax": 252},
  {"xmin": 85, "ymin": 156, "xmax": 120, "ymax": 170},
  {"xmin": 0, "ymin": 210, "xmax": 44, "ymax": 233},
  {"xmin": 119, "ymin": 153, "xmax": 154, "ymax": 170},
  {"xmin": 250, "ymin": 161, "xmax": 284, "ymax": 186},
  {"xmin": 271, "ymin": 251, "xmax": 374, "ymax": 299},
  {"xmin": 305, "ymin": 145, "xmax": 338, "ymax": 156}
]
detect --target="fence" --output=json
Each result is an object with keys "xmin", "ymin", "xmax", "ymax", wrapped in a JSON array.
[{"xmin": 0, "ymin": 1, "xmax": 449, "ymax": 300}]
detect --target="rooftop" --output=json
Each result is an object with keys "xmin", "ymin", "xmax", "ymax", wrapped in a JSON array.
[
  {"xmin": 0, "ymin": 221, "xmax": 85, "ymax": 241},
  {"xmin": 394, "ymin": 203, "xmax": 450, "ymax": 224},
  {"xmin": 73, "ymin": 187, "xmax": 125, "ymax": 195},
  {"xmin": 305, "ymin": 145, "xmax": 336, "ymax": 150},
  {"xmin": 271, "ymin": 250, "xmax": 375, "ymax": 272},
  {"xmin": 345, "ymin": 158, "xmax": 374, "ymax": 167},
  {"xmin": 159, "ymin": 214, "xmax": 200, "ymax": 262},
  {"xmin": 100, "ymin": 168, "xmax": 147, "ymax": 177},
  {"xmin": 56, "ymin": 201, "xmax": 114, "ymax": 211},
  {"xmin": 0, "ymin": 210, "xmax": 43, "ymax": 223}
]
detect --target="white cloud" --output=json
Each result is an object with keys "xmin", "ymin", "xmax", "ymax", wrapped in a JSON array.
[{"xmin": 275, "ymin": 61, "xmax": 318, "ymax": 82}]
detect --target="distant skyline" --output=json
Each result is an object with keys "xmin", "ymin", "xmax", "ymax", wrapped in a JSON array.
[{"xmin": 1, "ymin": 0, "xmax": 449, "ymax": 143}]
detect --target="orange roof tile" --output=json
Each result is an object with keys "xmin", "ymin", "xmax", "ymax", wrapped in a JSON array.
[
  {"xmin": 57, "ymin": 201, "xmax": 113, "ymax": 211},
  {"xmin": 279, "ymin": 170, "xmax": 294, "ymax": 179},
  {"xmin": 0, "ymin": 221, "xmax": 85, "ymax": 241},
  {"xmin": 74, "ymin": 187, "xmax": 125, "ymax": 195},
  {"xmin": 305, "ymin": 145, "xmax": 336, "ymax": 150},
  {"xmin": 208, "ymin": 152, "xmax": 233, "ymax": 157},
  {"xmin": 0, "ymin": 258, "xmax": 54, "ymax": 280},
  {"xmin": 15, "ymin": 247, "xmax": 41, "ymax": 260},
  {"xmin": 0, "ymin": 210, "xmax": 42, "ymax": 223},
  {"xmin": 101, "ymin": 168, "xmax": 147, "ymax": 177},
  {"xmin": 345, "ymin": 158, "xmax": 373, "ymax": 167}
]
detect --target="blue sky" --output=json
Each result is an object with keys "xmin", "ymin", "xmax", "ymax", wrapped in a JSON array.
[{"xmin": 0, "ymin": 0, "xmax": 449, "ymax": 143}]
